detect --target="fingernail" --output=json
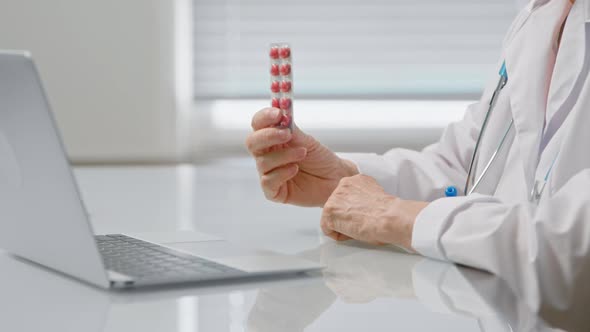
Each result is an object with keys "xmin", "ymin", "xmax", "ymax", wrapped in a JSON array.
[
  {"xmin": 271, "ymin": 108, "xmax": 280, "ymax": 118},
  {"xmin": 278, "ymin": 129, "xmax": 290, "ymax": 138}
]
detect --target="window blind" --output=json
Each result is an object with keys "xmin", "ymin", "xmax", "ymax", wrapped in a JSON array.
[{"xmin": 193, "ymin": 0, "xmax": 518, "ymax": 99}]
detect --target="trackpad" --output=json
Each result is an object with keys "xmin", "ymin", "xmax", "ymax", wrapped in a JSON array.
[{"xmin": 169, "ymin": 241, "xmax": 322, "ymax": 273}]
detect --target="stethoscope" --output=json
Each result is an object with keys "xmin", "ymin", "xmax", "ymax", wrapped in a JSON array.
[{"xmin": 444, "ymin": 61, "xmax": 557, "ymax": 202}]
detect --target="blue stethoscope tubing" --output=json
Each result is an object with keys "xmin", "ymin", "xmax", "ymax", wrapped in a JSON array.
[{"xmin": 445, "ymin": 61, "xmax": 556, "ymax": 200}]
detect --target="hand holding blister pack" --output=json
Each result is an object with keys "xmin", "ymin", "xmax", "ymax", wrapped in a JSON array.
[
  {"xmin": 270, "ymin": 43, "xmax": 293, "ymax": 130},
  {"xmin": 245, "ymin": 42, "xmax": 359, "ymax": 207}
]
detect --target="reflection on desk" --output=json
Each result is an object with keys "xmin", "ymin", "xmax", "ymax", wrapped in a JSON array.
[
  {"xmin": 248, "ymin": 241, "xmax": 585, "ymax": 332},
  {"xmin": 1, "ymin": 239, "xmax": 587, "ymax": 332},
  {"xmin": 2, "ymin": 165, "xmax": 588, "ymax": 332},
  {"xmin": 0, "ymin": 242, "xmax": 580, "ymax": 332}
]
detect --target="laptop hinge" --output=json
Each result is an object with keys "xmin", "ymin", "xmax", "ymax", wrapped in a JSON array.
[{"xmin": 107, "ymin": 270, "xmax": 135, "ymax": 288}]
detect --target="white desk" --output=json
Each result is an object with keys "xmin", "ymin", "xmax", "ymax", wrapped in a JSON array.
[{"xmin": 0, "ymin": 159, "xmax": 567, "ymax": 331}]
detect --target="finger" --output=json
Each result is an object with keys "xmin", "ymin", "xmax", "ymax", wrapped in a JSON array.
[
  {"xmin": 322, "ymin": 221, "xmax": 351, "ymax": 242},
  {"xmin": 256, "ymin": 147, "xmax": 307, "ymax": 174},
  {"xmin": 251, "ymin": 108, "xmax": 282, "ymax": 130},
  {"xmin": 334, "ymin": 233, "xmax": 353, "ymax": 241},
  {"xmin": 320, "ymin": 216, "xmax": 337, "ymax": 239},
  {"xmin": 246, "ymin": 128, "xmax": 292, "ymax": 156},
  {"xmin": 332, "ymin": 218, "xmax": 381, "ymax": 245},
  {"xmin": 324, "ymin": 208, "xmax": 363, "ymax": 242},
  {"xmin": 320, "ymin": 208, "xmax": 349, "ymax": 241},
  {"xmin": 289, "ymin": 124, "xmax": 312, "ymax": 146},
  {"xmin": 260, "ymin": 163, "xmax": 299, "ymax": 201},
  {"xmin": 330, "ymin": 217, "xmax": 357, "ymax": 241},
  {"xmin": 322, "ymin": 225, "xmax": 341, "ymax": 241}
]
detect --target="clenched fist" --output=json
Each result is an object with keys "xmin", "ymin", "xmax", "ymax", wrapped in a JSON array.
[{"xmin": 320, "ymin": 174, "xmax": 429, "ymax": 250}]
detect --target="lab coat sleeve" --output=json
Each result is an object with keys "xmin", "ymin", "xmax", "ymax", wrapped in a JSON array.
[
  {"xmin": 341, "ymin": 101, "xmax": 482, "ymax": 201},
  {"xmin": 412, "ymin": 169, "xmax": 590, "ymax": 310}
]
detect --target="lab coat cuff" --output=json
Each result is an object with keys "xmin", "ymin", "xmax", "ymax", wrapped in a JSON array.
[
  {"xmin": 337, "ymin": 152, "xmax": 398, "ymax": 195},
  {"xmin": 412, "ymin": 195, "xmax": 482, "ymax": 261}
]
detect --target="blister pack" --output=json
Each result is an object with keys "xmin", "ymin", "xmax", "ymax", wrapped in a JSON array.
[{"xmin": 269, "ymin": 43, "xmax": 293, "ymax": 129}]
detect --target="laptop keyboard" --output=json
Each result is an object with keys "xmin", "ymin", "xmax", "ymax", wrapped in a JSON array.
[{"xmin": 96, "ymin": 234, "xmax": 243, "ymax": 281}]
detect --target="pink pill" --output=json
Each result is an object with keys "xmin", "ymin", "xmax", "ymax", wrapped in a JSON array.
[
  {"xmin": 280, "ymin": 81, "xmax": 291, "ymax": 93},
  {"xmin": 270, "ymin": 64, "xmax": 280, "ymax": 76},
  {"xmin": 279, "ymin": 64, "xmax": 291, "ymax": 76},
  {"xmin": 279, "ymin": 47, "xmax": 291, "ymax": 59},
  {"xmin": 279, "ymin": 98, "xmax": 291, "ymax": 110},
  {"xmin": 271, "ymin": 81, "xmax": 280, "ymax": 93},
  {"xmin": 269, "ymin": 47, "xmax": 279, "ymax": 59},
  {"xmin": 279, "ymin": 114, "xmax": 291, "ymax": 128},
  {"xmin": 271, "ymin": 98, "xmax": 280, "ymax": 108}
]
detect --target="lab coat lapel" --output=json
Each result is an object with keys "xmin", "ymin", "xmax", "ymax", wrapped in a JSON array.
[
  {"xmin": 544, "ymin": 0, "xmax": 588, "ymax": 140},
  {"xmin": 503, "ymin": 0, "xmax": 569, "ymax": 192}
]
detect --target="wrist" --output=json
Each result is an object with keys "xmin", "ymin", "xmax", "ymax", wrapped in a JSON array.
[{"xmin": 381, "ymin": 198, "xmax": 418, "ymax": 251}]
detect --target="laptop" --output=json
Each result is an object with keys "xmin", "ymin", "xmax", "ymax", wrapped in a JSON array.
[{"xmin": 0, "ymin": 51, "xmax": 322, "ymax": 289}]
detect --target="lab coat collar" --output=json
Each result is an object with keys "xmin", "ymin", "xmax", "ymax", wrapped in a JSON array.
[
  {"xmin": 503, "ymin": 0, "xmax": 579, "ymax": 193},
  {"xmin": 527, "ymin": 0, "xmax": 551, "ymax": 11},
  {"xmin": 528, "ymin": 0, "xmax": 590, "ymax": 21},
  {"xmin": 543, "ymin": 0, "xmax": 588, "ymax": 152}
]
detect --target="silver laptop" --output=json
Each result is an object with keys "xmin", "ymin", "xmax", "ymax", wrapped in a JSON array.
[{"xmin": 0, "ymin": 51, "xmax": 322, "ymax": 289}]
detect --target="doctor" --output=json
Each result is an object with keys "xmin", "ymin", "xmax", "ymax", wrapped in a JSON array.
[{"xmin": 246, "ymin": 0, "xmax": 590, "ymax": 309}]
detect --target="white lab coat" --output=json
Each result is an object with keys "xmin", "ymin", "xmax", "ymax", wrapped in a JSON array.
[{"xmin": 346, "ymin": 0, "xmax": 590, "ymax": 311}]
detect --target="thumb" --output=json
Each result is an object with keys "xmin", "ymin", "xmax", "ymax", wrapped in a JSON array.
[{"xmin": 290, "ymin": 124, "xmax": 314, "ymax": 147}]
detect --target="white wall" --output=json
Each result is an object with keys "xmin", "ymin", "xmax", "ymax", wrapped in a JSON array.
[{"xmin": 0, "ymin": 0, "xmax": 180, "ymax": 163}]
